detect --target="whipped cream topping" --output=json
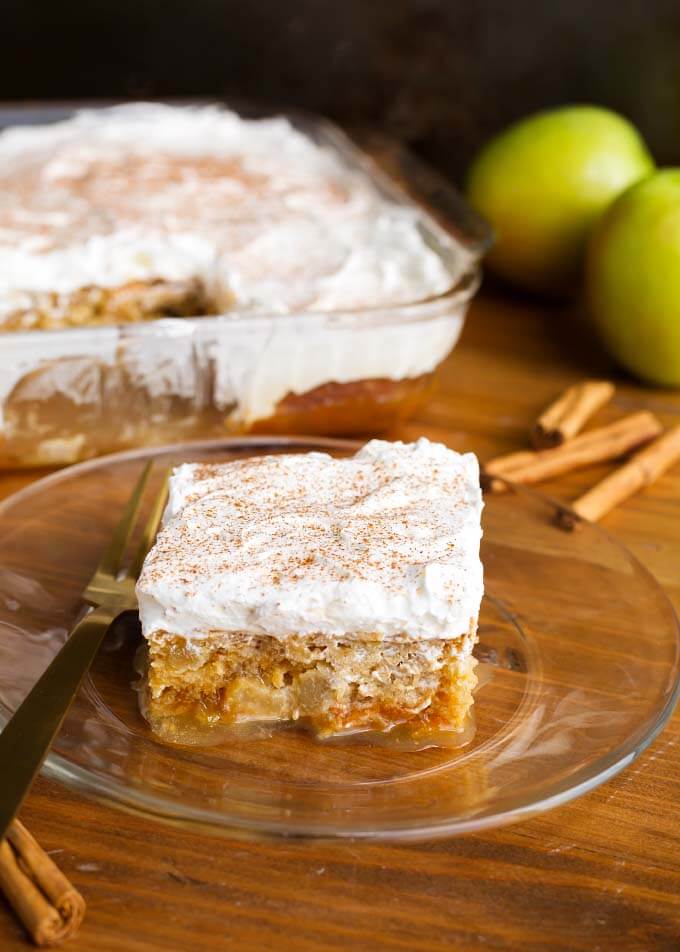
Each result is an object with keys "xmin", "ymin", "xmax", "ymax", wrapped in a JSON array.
[
  {"xmin": 137, "ymin": 439, "xmax": 484, "ymax": 643},
  {"xmin": 0, "ymin": 103, "xmax": 459, "ymax": 319}
]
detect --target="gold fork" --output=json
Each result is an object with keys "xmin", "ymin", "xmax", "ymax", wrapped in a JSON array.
[{"xmin": 0, "ymin": 462, "xmax": 168, "ymax": 841}]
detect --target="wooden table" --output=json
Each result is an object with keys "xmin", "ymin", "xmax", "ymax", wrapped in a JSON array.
[{"xmin": 1, "ymin": 288, "xmax": 679, "ymax": 951}]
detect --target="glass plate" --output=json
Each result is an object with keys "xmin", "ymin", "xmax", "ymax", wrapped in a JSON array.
[{"xmin": 0, "ymin": 437, "xmax": 678, "ymax": 841}]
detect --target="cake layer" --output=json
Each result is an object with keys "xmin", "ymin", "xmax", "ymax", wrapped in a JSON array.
[
  {"xmin": 2, "ymin": 278, "xmax": 211, "ymax": 331},
  {"xmin": 141, "ymin": 630, "xmax": 478, "ymax": 742},
  {"xmin": 136, "ymin": 439, "xmax": 484, "ymax": 644},
  {"xmin": 2, "ymin": 374, "xmax": 427, "ymax": 467}
]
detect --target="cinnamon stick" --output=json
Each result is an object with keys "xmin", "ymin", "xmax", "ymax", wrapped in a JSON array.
[
  {"xmin": 531, "ymin": 380, "xmax": 615, "ymax": 449},
  {"xmin": 558, "ymin": 424, "xmax": 680, "ymax": 529},
  {"xmin": 483, "ymin": 411, "xmax": 663, "ymax": 492},
  {"xmin": 0, "ymin": 821, "xmax": 85, "ymax": 946}
]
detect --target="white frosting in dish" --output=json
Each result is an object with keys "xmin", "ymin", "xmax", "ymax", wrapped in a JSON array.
[
  {"xmin": 0, "ymin": 103, "xmax": 457, "ymax": 318},
  {"xmin": 208, "ymin": 306, "xmax": 464, "ymax": 423},
  {"xmin": 137, "ymin": 438, "xmax": 484, "ymax": 643},
  {"xmin": 0, "ymin": 303, "xmax": 464, "ymax": 429}
]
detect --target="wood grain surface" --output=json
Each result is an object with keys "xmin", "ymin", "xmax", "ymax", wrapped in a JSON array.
[{"xmin": 1, "ymin": 288, "xmax": 680, "ymax": 951}]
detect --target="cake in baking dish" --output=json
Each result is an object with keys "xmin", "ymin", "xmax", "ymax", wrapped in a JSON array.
[
  {"xmin": 0, "ymin": 104, "xmax": 475, "ymax": 467},
  {"xmin": 0, "ymin": 103, "xmax": 453, "ymax": 330},
  {"xmin": 136, "ymin": 439, "xmax": 484, "ymax": 743}
]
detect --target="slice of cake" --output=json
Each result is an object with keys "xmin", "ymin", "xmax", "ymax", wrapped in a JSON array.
[{"xmin": 136, "ymin": 438, "xmax": 484, "ymax": 743}]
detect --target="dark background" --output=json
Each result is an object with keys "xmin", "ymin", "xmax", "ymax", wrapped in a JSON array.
[{"xmin": 4, "ymin": 1, "xmax": 680, "ymax": 179}]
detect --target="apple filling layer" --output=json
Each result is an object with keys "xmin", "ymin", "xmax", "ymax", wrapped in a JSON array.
[{"xmin": 143, "ymin": 631, "xmax": 477, "ymax": 743}]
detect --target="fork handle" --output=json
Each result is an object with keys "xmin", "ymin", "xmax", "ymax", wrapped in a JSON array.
[{"xmin": 0, "ymin": 605, "xmax": 114, "ymax": 841}]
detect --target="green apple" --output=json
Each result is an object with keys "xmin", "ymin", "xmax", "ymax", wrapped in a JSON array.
[
  {"xmin": 587, "ymin": 169, "xmax": 680, "ymax": 386},
  {"xmin": 466, "ymin": 105, "xmax": 654, "ymax": 295}
]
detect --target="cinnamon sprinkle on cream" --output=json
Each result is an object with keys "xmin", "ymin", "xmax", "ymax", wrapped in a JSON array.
[{"xmin": 137, "ymin": 439, "xmax": 484, "ymax": 643}]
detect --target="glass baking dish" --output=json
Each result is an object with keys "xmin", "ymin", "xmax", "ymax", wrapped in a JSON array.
[{"xmin": 0, "ymin": 102, "xmax": 491, "ymax": 468}]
